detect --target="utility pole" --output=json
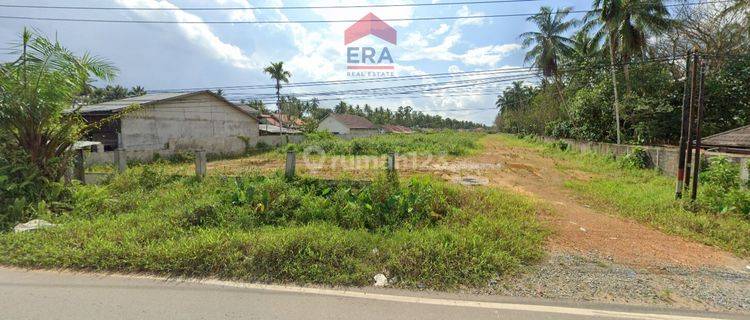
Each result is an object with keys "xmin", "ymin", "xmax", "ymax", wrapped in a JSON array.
[
  {"xmin": 690, "ymin": 61, "xmax": 706, "ymax": 201},
  {"xmin": 683, "ymin": 52, "xmax": 700, "ymax": 191},
  {"xmin": 675, "ymin": 51, "xmax": 692, "ymax": 199}
]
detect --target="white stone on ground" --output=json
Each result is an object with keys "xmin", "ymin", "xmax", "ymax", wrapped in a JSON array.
[
  {"xmin": 13, "ymin": 219, "xmax": 56, "ymax": 233},
  {"xmin": 373, "ymin": 274, "xmax": 388, "ymax": 287}
]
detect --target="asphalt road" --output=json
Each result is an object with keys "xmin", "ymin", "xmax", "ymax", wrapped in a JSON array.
[{"xmin": 0, "ymin": 268, "xmax": 744, "ymax": 320}]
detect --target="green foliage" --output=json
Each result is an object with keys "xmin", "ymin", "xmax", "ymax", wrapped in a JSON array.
[
  {"xmin": 0, "ymin": 147, "xmax": 71, "ymax": 231},
  {"xmin": 550, "ymin": 139, "xmax": 570, "ymax": 151},
  {"xmin": 698, "ymin": 157, "xmax": 750, "ymax": 217},
  {"xmin": 0, "ymin": 170, "xmax": 545, "ymax": 288},
  {"xmin": 285, "ymin": 132, "xmax": 483, "ymax": 156},
  {"xmin": 619, "ymin": 147, "xmax": 651, "ymax": 170}
]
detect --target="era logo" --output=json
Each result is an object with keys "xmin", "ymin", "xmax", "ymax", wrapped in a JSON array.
[
  {"xmin": 344, "ymin": 13, "xmax": 397, "ymax": 75},
  {"xmin": 346, "ymin": 47, "xmax": 393, "ymax": 64}
]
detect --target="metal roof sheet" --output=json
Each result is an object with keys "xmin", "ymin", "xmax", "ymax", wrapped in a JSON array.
[{"xmin": 702, "ymin": 124, "xmax": 750, "ymax": 149}]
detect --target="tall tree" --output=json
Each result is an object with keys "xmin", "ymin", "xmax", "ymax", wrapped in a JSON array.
[
  {"xmin": 520, "ymin": 6, "xmax": 577, "ymax": 102},
  {"xmin": 586, "ymin": 0, "xmax": 673, "ymax": 143},
  {"xmin": 263, "ymin": 61, "xmax": 291, "ymax": 137}
]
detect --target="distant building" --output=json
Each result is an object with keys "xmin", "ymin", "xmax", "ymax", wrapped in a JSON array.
[
  {"xmin": 77, "ymin": 90, "xmax": 259, "ymax": 153},
  {"xmin": 382, "ymin": 125, "xmax": 413, "ymax": 134},
  {"xmin": 259, "ymin": 113, "xmax": 305, "ymax": 129},
  {"xmin": 259, "ymin": 124, "xmax": 302, "ymax": 136},
  {"xmin": 702, "ymin": 124, "xmax": 750, "ymax": 154},
  {"xmin": 317, "ymin": 114, "xmax": 380, "ymax": 137}
]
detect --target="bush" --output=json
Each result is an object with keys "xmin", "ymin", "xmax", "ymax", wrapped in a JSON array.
[
  {"xmin": 550, "ymin": 140, "xmax": 570, "ymax": 152},
  {"xmin": 0, "ymin": 170, "xmax": 546, "ymax": 288},
  {"xmin": 620, "ymin": 147, "xmax": 651, "ymax": 169},
  {"xmin": 699, "ymin": 157, "xmax": 750, "ymax": 217},
  {"xmin": 0, "ymin": 148, "xmax": 71, "ymax": 231}
]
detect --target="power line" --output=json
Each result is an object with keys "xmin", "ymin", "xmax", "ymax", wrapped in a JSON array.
[
  {"xmin": 0, "ymin": 1, "xmax": 729, "ymax": 24},
  {"xmin": 150, "ymin": 67, "xmax": 538, "ymax": 92},
  {"xmin": 0, "ymin": 0, "xmax": 542, "ymax": 11}
]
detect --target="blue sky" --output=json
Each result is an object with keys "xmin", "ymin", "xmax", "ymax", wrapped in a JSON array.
[{"xmin": 0, "ymin": 0, "xmax": 594, "ymax": 124}]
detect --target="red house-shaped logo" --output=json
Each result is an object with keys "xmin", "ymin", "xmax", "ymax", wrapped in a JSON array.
[{"xmin": 344, "ymin": 13, "xmax": 397, "ymax": 45}]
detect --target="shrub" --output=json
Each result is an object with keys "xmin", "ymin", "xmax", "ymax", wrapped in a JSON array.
[
  {"xmin": 550, "ymin": 140, "xmax": 570, "ymax": 152},
  {"xmin": 620, "ymin": 147, "xmax": 651, "ymax": 169},
  {"xmin": 0, "ymin": 171, "xmax": 545, "ymax": 288},
  {"xmin": 699, "ymin": 157, "xmax": 750, "ymax": 217}
]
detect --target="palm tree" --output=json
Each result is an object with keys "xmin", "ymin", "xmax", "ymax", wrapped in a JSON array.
[
  {"xmin": 129, "ymin": 86, "xmax": 146, "ymax": 97},
  {"xmin": 586, "ymin": 0, "xmax": 673, "ymax": 143},
  {"xmin": 0, "ymin": 28, "xmax": 117, "ymax": 180},
  {"xmin": 520, "ymin": 7, "xmax": 577, "ymax": 102},
  {"xmin": 263, "ymin": 62, "xmax": 291, "ymax": 137},
  {"xmin": 567, "ymin": 29, "xmax": 602, "ymax": 65}
]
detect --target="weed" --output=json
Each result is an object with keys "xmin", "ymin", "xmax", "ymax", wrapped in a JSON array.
[{"xmin": 0, "ymin": 170, "xmax": 545, "ymax": 289}]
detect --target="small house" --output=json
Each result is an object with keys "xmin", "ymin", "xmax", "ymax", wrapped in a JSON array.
[
  {"xmin": 77, "ymin": 90, "xmax": 259, "ymax": 154},
  {"xmin": 702, "ymin": 124, "xmax": 750, "ymax": 155},
  {"xmin": 382, "ymin": 125, "xmax": 413, "ymax": 134},
  {"xmin": 317, "ymin": 114, "xmax": 379, "ymax": 137}
]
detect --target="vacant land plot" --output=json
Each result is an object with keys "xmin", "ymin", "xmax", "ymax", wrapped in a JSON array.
[
  {"xmin": 0, "ymin": 167, "xmax": 545, "ymax": 289},
  {"xmin": 284, "ymin": 131, "xmax": 484, "ymax": 156}
]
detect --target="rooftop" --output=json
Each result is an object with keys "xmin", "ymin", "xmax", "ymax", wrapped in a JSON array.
[
  {"xmin": 329, "ymin": 114, "xmax": 376, "ymax": 129},
  {"xmin": 702, "ymin": 124, "xmax": 750, "ymax": 149}
]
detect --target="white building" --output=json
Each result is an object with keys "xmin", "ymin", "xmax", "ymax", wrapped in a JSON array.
[
  {"xmin": 317, "ymin": 114, "xmax": 380, "ymax": 137},
  {"xmin": 78, "ymin": 91, "xmax": 259, "ymax": 155}
]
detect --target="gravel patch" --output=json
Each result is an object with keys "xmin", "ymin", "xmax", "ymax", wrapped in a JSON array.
[{"xmin": 486, "ymin": 253, "xmax": 750, "ymax": 313}]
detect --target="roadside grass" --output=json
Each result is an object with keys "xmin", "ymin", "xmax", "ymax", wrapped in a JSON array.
[
  {"xmin": 285, "ymin": 131, "xmax": 484, "ymax": 156},
  {"xmin": 493, "ymin": 134, "xmax": 750, "ymax": 257},
  {"xmin": 0, "ymin": 164, "xmax": 546, "ymax": 288}
]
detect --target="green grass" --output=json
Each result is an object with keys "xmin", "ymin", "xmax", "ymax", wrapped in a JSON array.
[
  {"xmin": 0, "ymin": 164, "xmax": 546, "ymax": 288},
  {"xmin": 495, "ymin": 134, "xmax": 750, "ymax": 257},
  {"xmin": 285, "ymin": 131, "xmax": 484, "ymax": 156}
]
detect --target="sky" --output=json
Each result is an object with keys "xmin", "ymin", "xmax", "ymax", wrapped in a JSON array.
[{"xmin": 0, "ymin": 0, "xmax": 594, "ymax": 125}]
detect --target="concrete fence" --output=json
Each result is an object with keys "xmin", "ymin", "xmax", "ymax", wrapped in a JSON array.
[{"xmin": 542, "ymin": 137, "xmax": 750, "ymax": 183}]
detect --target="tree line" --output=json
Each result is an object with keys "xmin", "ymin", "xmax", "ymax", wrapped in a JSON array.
[{"xmin": 495, "ymin": 1, "xmax": 750, "ymax": 145}]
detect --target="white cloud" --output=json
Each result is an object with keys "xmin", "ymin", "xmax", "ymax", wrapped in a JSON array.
[
  {"xmin": 213, "ymin": 0, "xmax": 256, "ymax": 22},
  {"xmin": 398, "ymin": 5, "xmax": 518, "ymax": 67},
  {"xmin": 431, "ymin": 24, "xmax": 450, "ymax": 37},
  {"xmin": 460, "ymin": 44, "xmax": 522, "ymax": 66},
  {"xmin": 114, "ymin": 0, "xmax": 258, "ymax": 70}
]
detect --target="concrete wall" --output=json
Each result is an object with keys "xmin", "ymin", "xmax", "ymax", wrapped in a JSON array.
[
  {"xmin": 317, "ymin": 116, "xmax": 351, "ymax": 134},
  {"xmin": 258, "ymin": 135, "xmax": 306, "ymax": 147},
  {"xmin": 338, "ymin": 129, "xmax": 380, "ymax": 140},
  {"xmin": 543, "ymin": 137, "xmax": 750, "ymax": 183},
  {"xmin": 121, "ymin": 93, "xmax": 258, "ymax": 153}
]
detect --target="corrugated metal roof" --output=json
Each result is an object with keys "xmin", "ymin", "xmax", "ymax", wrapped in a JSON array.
[
  {"xmin": 329, "ymin": 114, "xmax": 376, "ymax": 129},
  {"xmin": 702, "ymin": 124, "xmax": 750, "ymax": 149},
  {"xmin": 259, "ymin": 124, "xmax": 301, "ymax": 134},
  {"xmin": 74, "ymin": 90, "xmax": 259, "ymax": 118},
  {"xmin": 76, "ymin": 92, "xmax": 189, "ymax": 113},
  {"xmin": 382, "ymin": 125, "xmax": 413, "ymax": 133}
]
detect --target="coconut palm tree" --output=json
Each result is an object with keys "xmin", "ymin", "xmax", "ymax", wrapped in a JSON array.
[
  {"xmin": 0, "ymin": 28, "xmax": 117, "ymax": 180},
  {"xmin": 263, "ymin": 62, "xmax": 291, "ymax": 136},
  {"xmin": 129, "ymin": 86, "xmax": 146, "ymax": 97},
  {"xmin": 566, "ymin": 29, "xmax": 602, "ymax": 65},
  {"xmin": 585, "ymin": 0, "xmax": 673, "ymax": 143},
  {"xmin": 519, "ymin": 6, "xmax": 577, "ymax": 102}
]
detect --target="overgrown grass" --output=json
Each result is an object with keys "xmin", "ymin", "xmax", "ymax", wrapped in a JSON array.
[
  {"xmin": 0, "ymin": 164, "xmax": 545, "ymax": 288},
  {"xmin": 285, "ymin": 131, "xmax": 484, "ymax": 156},
  {"xmin": 495, "ymin": 134, "xmax": 750, "ymax": 257}
]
